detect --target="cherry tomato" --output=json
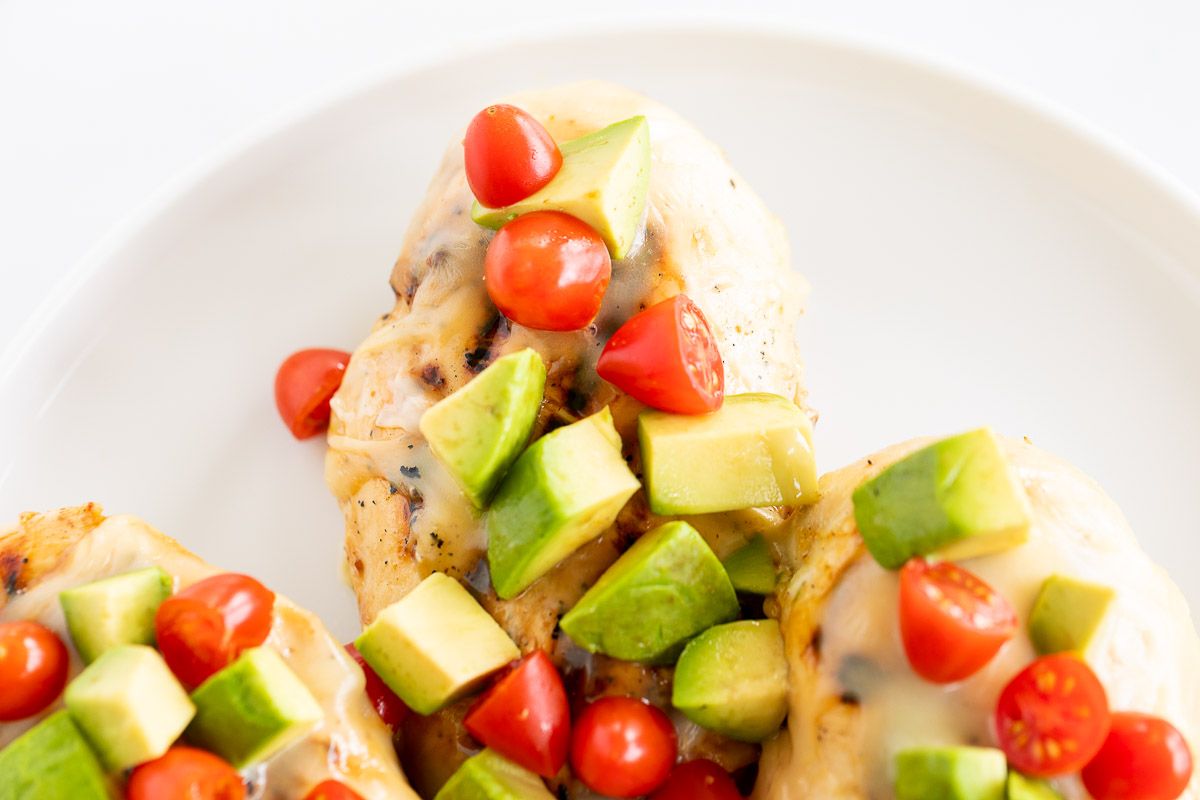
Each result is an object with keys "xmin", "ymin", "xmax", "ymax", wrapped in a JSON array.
[
  {"xmin": 464, "ymin": 104, "xmax": 562, "ymax": 209},
  {"xmin": 484, "ymin": 211, "xmax": 612, "ymax": 331},
  {"xmin": 155, "ymin": 573, "xmax": 275, "ymax": 688},
  {"xmin": 303, "ymin": 779, "xmax": 364, "ymax": 800},
  {"xmin": 0, "ymin": 621, "xmax": 69, "ymax": 721},
  {"xmin": 127, "ymin": 746, "xmax": 245, "ymax": 800},
  {"xmin": 995, "ymin": 654, "xmax": 1111, "ymax": 777},
  {"xmin": 345, "ymin": 643, "xmax": 408, "ymax": 728},
  {"xmin": 570, "ymin": 696, "xmax": 677, "ymax": 798},
  {"xmin": 651, "ymin": 759, "xmax": 742, "ymax": 800},
  {"xmin": 464, "ymin": 650, "xmax": 570, "ymax": 778},
  {"xmin": 274, "ymin": 348, "xmax": 351, "ymax": 440},
  {"xmin": 898, "ymin": 558, "xmax": 1017, "ymax": 683},
  {"xmin": 596, "ymin": 294, "xmax": 724, "ymax": 414},
  {"xmin": 1082, "ymin": 712, "xmax": 1193, "ymax": 800}
]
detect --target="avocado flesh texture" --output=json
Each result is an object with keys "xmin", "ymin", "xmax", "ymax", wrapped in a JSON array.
[
  {"xmin": 355, "ymin": 572, "xmax": 519, "ymax": 715},
  {"xmin": 638, "ymin": 393, "xmax": 818, "ymax": 516},
  {"xmin": 894, "ymin": 746, "xmax": 1007, "ymax": 800},
  {"xmin": 59, "ymin": 566, "xmax": 172, "ymax": 663},
  {"xmin": 0, "ymin": 711, "xmax": 112, "ymax": 800},
  {"xmin": 471, "ymin": 116, "xmax": 651, "ymax": 259},
  {"xmin": 672, "ymin": 619, "xmax": 788, "ymax": 742},
  {"xmin": 1006, "ymin": 773, "xmax": 1064, "ymax": 800},
  {"xmin": 1027, "ymin": 574, "xmax": 1115, "ymax": 656},
  {"xmin": 488, "ymin": 407, "xmax": 639, "ymax": 599},
  {"xmin": 559, "ymin": 521, "xmax": 738, "ymax": 663},
  {"xmin": 852, "ymin": 427, "xmax": 1031, "ymax": 569},
  {"xmin": 721, "ymin": 535, "xmax": 778, "ymax": 595},
  {"xmin": 435, "ymin": 748, "xmax": 555, "ymax": 800},
  {"xmin": 419, "ymin": 348, "xmax": 547, "ymax": 508}
]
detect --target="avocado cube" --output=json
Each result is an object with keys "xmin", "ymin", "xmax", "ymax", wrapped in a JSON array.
[
  {"xmin": 1006, "ymin": 772, "xmax": 1064, "ymax": 800},
  {"xmin": 187, "ymin": 646, "xmax": 322, "ymax": 769},
  {"xmin": 355, "ymin": 572, "xmax": 519, "ymax": 715},
  {"xmin": 420, "ymin": 349, "xmax": 547, "ymax": 508},
  {"xmin": 894, "ymin": 746, "xmax": 1007, "ymax": 800},
  {"xmin": 1027, "ymin": 575, "xmax": 1115, "ymax": 656},
  {"xmin": 59, "ymin": 566, "xmax": 173, "ymax": 663},
  {"xmin": 65, "ymin": 644, "xmax": 194, "ymax": 771},
  {"xmin": 852, "ymin": 428, "xmax": 1031, "ymax": 569},
  {"xmin": 722, "ymin": 535, "xmax": 778, "ymax": 595},
  {"xmin": 672, "ymin": 620, "xmax": 788, "ymax": 742},
  {"xmin": 488, "ymin": 407, "xmax": 639, "ymax": 599},
  {"xmin": 435, "ymin": 748, "xmax": 556, "ymax": 800},
  {"xmin": 0, "ymin": 711, "xmax": 112, "ymax": 800},
  {"xmin": 638, "ymin": 393, "xmax": 818, "ymax": 516},
  {"xmin": 559, "ymin": 521, "xmax": 738, "ymax": 663}
]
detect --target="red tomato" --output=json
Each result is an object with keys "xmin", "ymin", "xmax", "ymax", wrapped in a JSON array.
[
  {"xmin": 898, "ymin": 558, "xmax": 1018, "ymax": 683},
  {"xmin": 274, "ymin": 348, "xmax": 351, "ymax": 440},
  {"xmin": 302, "ymin": 779, "xmax": 364, "ymax": 800},
  {"xmin": 1082, "ymin": 712, "xmax": 1193, "ymax": 800},
  {"xmin": 464, "ymin": 104, "xmax": 562, "ymax": 209},
  {"xmin": 484, "ymin": 211, "xmax": 612, "ymax": 331},
  {"xmin": 344, "ymin": 643, "xmax": 408, "ymax": 728},
  {"xmin": 127, "ymin": 747, "xmax": 245, "ymax": 800},
  {"xmin": 0, "ymin": 621, "xmax": 68, "ymax": 721},
  {"xmin": 570, "ymin": 696, "xmax": 677, "ymax": 798},
  {"xmin": 995, "ymin": 654, "xmax": 1111, "ymax": 777},
  {"xmin": 155, "ymin": 573, "xmax": 275, "ymax": 688},
  {"xmin": 596, "ymin": 294, "xmax": 724, "ymax": 414},
  {"xmin": 464, "ymin": 650, "xmax": 570, "ymax": 778},
  {"xmin": 651, "ymin": 759, "xmax": 742, "ymax": 800}
]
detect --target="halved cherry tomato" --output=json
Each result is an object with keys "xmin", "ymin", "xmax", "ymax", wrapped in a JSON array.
[
  {"xmin": 464, "ymin": 104, "xmax": 562, "ymax": 209},
  {"xmin": 596, "ymin": 294, "xmax": 724, "ymax": 414},
  {"xmin": 464, "ymin": 650, "xmax": 569, "ymax": 778},
  {"xmin": 995, "ymin": 654, "xmax": 1111, "ymax": 777},
  {"xmin": 651, "ymin": 759, "xmax": 742, "ymax": 800},
  {"xmin": 155, "ymin": 573, "xmax": 275, "ymax": 688},
  {"xmin": 1082, "ymin": 712, "xmax": 1193, "ymax": 800},
  {"xmin": 127, "ymin": 746, "xmax": 245, "ymax": 800},
  {"xmin": 274, "ymin": 348, "xmax": 351, "ymax": 440},
  {"xmin": 345, "ymin": 643, "xmax": 408, "ymax": 728},
  {"xmin": 484, "ymin": 211, "xmax": 611, "ymax": 331},
  {"xmin": 0, "ymin": 620, "xmax": 68, "ymax": 721},
  {"xmin": 570, "ymin": 696, "xmax": 677, "ymax": 798},
  {"xmin": 303, "ymin": 779, "xmax": 365, "ymax": 800},
  {"xmin": 898, "ymin": 558, "xmax": 1017, "ymax": 683}
]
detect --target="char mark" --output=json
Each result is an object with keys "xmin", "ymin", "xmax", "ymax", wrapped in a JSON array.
[{"xmin": 464, "ymin": 314, "xmax": 512, "ymax": 374}]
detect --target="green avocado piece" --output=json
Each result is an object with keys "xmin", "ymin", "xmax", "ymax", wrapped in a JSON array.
[
  {"xmin": 1006, "ymin": 772, "xmax": 1064, "ymax": 800},
  {"xmin": 187, "ymin": 646, "xmax": 322, "ymax": 769},
  {"xmin": 559, "ymin": 521, "xmax": 738, "ymax": 663},
  {"xmin": 65, "ymin": 645, "xmax": 194, "ymax": 771},
  {"xmin": 420, "ymin": 349, "xmax": 547, "ymax": 508},
  {"xmin": 722, "ymin": 535, "xmax": 778, "ymax": 595},
  {"xmin": 852, "ymin": 428, "xmax": 1031, "ymax": 569},
  {"xmin": 0, "ymin": 711, "xmax": 113, "ymax": 800},
  {"xmin": 638, "ymin": 393, "xmax": 818, "ymax": 516},
  {"xmin": 1027, "ymin": 574, "xmax": 1115, "ymax": 656},
  {"xmin": 472, "ymin": 116, "xmax": 651, "ymax": 259},
  {"xmin": 894, "ymin": 746, "xmax": 1007, "ymax": 800},
  {"xmin": 488, "ymin": 407, "xmax": 639, "ymax": 599},
  {"xmin": 59, "ymin": 567, "xmax": 173, "ymax": 663},
  {"xmin": 672, "ymin": 620, "xmax": 788, "ymax": 742},
  {"xmin": 435, "ymin": 748, "xmax": 555, "ymax": 800},
  {"xmin": 355, "ymin": 572, "xmax": 519, "ymax": 715}
]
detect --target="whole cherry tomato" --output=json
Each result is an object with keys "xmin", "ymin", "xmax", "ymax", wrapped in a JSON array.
[
  {"xmin": 464, "ymin": 104, "xmax": 562, "ymax": 209},
  {"xmin": 570, "ymin": 696, "xmax": 677, "ymax": 798},
  {"xmin": 303, "ymin": 779, "xmax": 365, "ymax": 800},
  {"xmin": 0, "ymin": 620, "xmax": 69, "ymax": 721},
  {"xmin": 651, "ymin": 759, "xmax": 742, "ymax": 800},
  {"xmin": 1082, "ymin": 712, "xmax": 1193, "ymax": 800},
  {"xmin": 127, "ymin": 746, "xmax": 245, "ymax": 800},
  {"xmin": 345, "ymin": 643, "xmax": 408, "ymax": 728},
  {"xmin": 274, "ymin": 348, "xmax": 351, "ymax": 440}
]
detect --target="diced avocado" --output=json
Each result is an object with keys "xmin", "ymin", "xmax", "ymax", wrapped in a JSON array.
[
  {"xmin": 187, "ymin": 646, "xmax": 322, "ymax": 769},
  {"xmin": 672, "ymin": 620, "xmax": 788, "ymax": 742},
  {"xmin": 0, "ymin": 711, "xmax": 112, "ymax": 800},
  {"xmin": 472, "ymin": 116, "xmax": 651, "ymax": 259},
  {"xmin": 435, "ymin": 749, "xmax": 555, "ymax": 800},
  {"xmin": 354, "ymin": 572, "xmax": 519, "ymax": 715},
  {"xmin": 488, "ymin": 408, "xmax": 639, "ymax": 599},
  {"xmin": 59, "ymin": 567, "xmax": 172, "ymax": 663},
  {"xmin": 894, "ymin": 746, "xmax": 1007, "ymax": 800},
  {"xmin": 722, "ymin": 535, "xmax": 778, "ymax": 595},
  {"xmin": 852, "ymin": 428, "xmax": 1031, "ymax": 569},
  {"xmin": 559, "ymin": 521, "xmax": 738, "ymax": 663},
  {"xmin": 638, "ymin": 393, "xmax": 818, "ymax": 516},
  {"xmin": 65, "ymin": 645, "xmax": 194, "ymax": 771},
  {"xmin": 420, "ymin": 349, "xmax": 547, "ymax": 508},
  {"xmin": 1006, "ymin": 772, "xmax": 1063, "ymax": 800},
  {"xmin": 1027, "ymin": 575, "xmax": 1115, "ymax": 656}
]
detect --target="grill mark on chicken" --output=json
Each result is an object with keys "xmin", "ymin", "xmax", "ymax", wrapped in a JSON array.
[{"xmin": 463, "ymin": 314, "xmax": 512, "ymax": 374}]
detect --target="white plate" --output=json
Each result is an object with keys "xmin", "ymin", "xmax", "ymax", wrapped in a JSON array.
[{"xmin": 3, "ymin": 26, "xmax": 1199, "ymax": 639}]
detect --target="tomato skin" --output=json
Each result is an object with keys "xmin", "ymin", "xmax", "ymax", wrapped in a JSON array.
[
  {"xmin": 127, "ymin": 746, "xmax": 245, "ymax": 800},
  {"xmin": 155, "ymin": 573, "xmax": 275, "ymax": 688},
  {"xmin": 344, "ymin": 643, "xmax": 408, "ymax": 728},
  {"xmin": 0, "ymin": 621, "xmax": 69, "ymax": 721},
  {"xmin": 1082, "ymin": 713, "xmax": 1193, "ymax": 800},
  {"xmin": 570, "ymin": 696, "xmax": 677, "ymax": 798},
  {"xmin": 596, "ymin": 294, "xmax": 724, "ymax": 415},
  {"xmin": 484, "ymin": 211, "xmax": 612, "ymax": 332},
  {"xmin": 464, "ymin": 650, "xmax": 570, "ymax": 778},
  {"xmin": 899, "ymin": 558, "xmax": 1017, "ymax": 683},
  {"xmin": 464, "ymin": 104, "xmax": 562, "ymax": 209},
  {"xmin": 274, "ymin": 348, "xmax": 351, "ymax": 440},
  {"xmin": 994, "ymin": 654, "xmax": 1111, "ymax": 777},
  {"xmin": 650, "ymin": 759, "xmax": 742, "ymax": 800},
  {"xmin": 302, "ymin": 779, "xmax": 365, "ymax": 800}
]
